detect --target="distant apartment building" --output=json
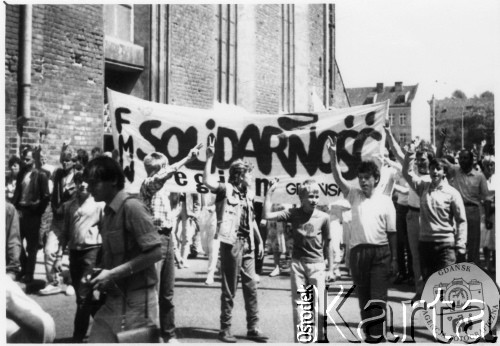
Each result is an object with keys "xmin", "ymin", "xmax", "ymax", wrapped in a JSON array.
[
  {"xmin": 347, "ymin": 82, "xmax": 430, "ymax": 146},
  {"xmin": 5, "ymin": 4, "xmax": 349, "ymax": 162}
]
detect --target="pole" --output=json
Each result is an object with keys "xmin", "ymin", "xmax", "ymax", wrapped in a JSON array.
[
  {"xmin": 431, "ymin": 94, "xmax": 436, "ymax": 146},
  {"xmin": 461, "ymin": 105, "xmax": 464, "ymax": 149}
]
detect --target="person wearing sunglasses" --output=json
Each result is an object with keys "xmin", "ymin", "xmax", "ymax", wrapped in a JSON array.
[{"xmin": 12, "ymin": 146, "xmax": 50, "ymax": 283}]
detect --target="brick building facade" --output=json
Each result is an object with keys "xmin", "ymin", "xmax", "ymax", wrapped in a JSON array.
[{"xmin": 5, "ymin": 4, "xmax": 349, "ymax": 164}]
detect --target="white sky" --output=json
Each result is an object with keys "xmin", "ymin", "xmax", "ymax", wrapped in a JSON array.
[{"xmin": 335, "ymin": 0, "xmax": 500, "ymax": 100}]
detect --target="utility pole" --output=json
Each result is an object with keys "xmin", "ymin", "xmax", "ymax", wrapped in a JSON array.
[{"xmin": 431, "ymin": 94, "xmax": 436, "ymax": 146}]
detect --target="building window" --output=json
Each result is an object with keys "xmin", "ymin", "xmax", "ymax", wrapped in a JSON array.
[
  {"xmin": 104, "ymin": 5, "xmax": 133, "ymax": 42},
  {"xmin": 399, "ymin": 133, "xmax": 407, "ymax": 144},
  {"xmin": 389, "ymin": 113, "xmax": 395, "ymax": 126},
  {"xmin": 215, "ymin": 5, "xmax": 237, "ymax": 104},
  {"xmin": 399, "ymin": 113, "xmax": 406, "ymax": 126},
  {"xmin": 280, "ymin": 4, "xmax": 295, "ymax": 113}
]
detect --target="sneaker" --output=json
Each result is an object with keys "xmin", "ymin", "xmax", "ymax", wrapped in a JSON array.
[
  {"xmin": 39, "ymin": 283, "xmax": 62, "ymax": 295},
  {"xmin": 246, "ymin": 329, "xmax": 268, "ymax": 342},
  {"xmin": 269, "ymin": 266, "xmax": 280, "ymax": 277},
  {"xmin": 65, "ymin": 285, "xmax": 75, "ymax": 296},
  {"xmin": 166, "ymin": 337, "xmax": 180, "ymax": 343},
  {"xmin": 218, "ymin": 331, "xmax": 237, "ymax": 343},
  {"xmin": 254, "ymin": 274, "xmax": 260, "ymax": 283}
]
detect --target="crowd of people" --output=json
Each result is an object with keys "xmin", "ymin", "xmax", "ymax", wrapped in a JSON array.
[{"xmin": 5, "ymin": 125, "xmax": 495, "ymax": 343}]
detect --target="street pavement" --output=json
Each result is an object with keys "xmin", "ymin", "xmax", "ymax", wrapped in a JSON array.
[{"xmin": 22, "ymin": 250, "xmax": 466, "ymax": 343}]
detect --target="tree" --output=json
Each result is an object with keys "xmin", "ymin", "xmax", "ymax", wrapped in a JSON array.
[
  {"xmin": 480, "ymin": 91, "xmax": 494, "ymax": 100},
  {"xmin": 452, "ymin": 90, "xmax": 467, "ymax": 99}
]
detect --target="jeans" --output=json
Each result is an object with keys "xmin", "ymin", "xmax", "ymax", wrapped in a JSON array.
[
  {"xmin": 419, "ymin": 241, "xmax": 456, "ymax": 282},
  {"xmin": 69, "ymin": 247, "xmax": 102, "ymax": 342},
  {"xmin": 44, "ymin": 229, "xmax": 60, "ymax": 283},
  {"xmin": 220, "ymin": 240, "xmax": 259, "ymax": 332},
  {"xmin": 18, "ymin": 208, "xmax": 42, "ymax": 280},
  {"xmin": 177, "ymin": 216, "xmax": 198, "ymax": 262},
  {"xmin": 395, "ymin": 204, "xmax": 412, "ymax": 277},
  {"xmin": 406, "ymin": 208, "xmax": 423, "ymax": 294},
  {"xmin": 350, "ymin": 244, "xmax": 391, "ymax": 340},
  {"xmin": 290, "ymin": 259, "xmax": 326, "ymax": 343},
  {"xmin": 255, "ymin": 223, "xmax": 268, "ymax": 274},
  {"xmin": 465, "ymin": 205, "xmax": 481, "ymax": 265},
  {"xmin": 155, "ymin": 232, "xmax": 176, "ymax": 340},
  {"xmin": 88, "ymin": 286, "xmax": 158, "ymax": 343}
]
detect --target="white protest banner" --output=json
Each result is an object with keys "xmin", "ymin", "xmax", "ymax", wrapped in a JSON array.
[{"xmin": 108, "ymin": 88, "xmax": 388, "ymax": 204}]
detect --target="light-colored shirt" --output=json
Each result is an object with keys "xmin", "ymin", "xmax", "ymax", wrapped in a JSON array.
[
  {"xmin": 448, "ymin": 165, "xmax": 489, "ymax": 206},
  {"xmin": 377, "ymin": 165, "xmax": 397, "ymax": 196},
  {"xmin": 347, "ymin": 188, "xmax": 396, "ymax": 249},
  {"xmin": 486, "ymin": 173, "xmax": 496, "ymax": 202},
  {"xmin": 394, "ymin": 172, "xmax": 409, "ymax": 206},
  {"xmin": 408, "ymin": 173, "xmax": 431, "ymax": 208},
  {"xmin": 61, "ymin": 196, "xmax": 104, "ymax": 250},
  {"xmin": 413, "ymin": 179, "xmax": 467, "ymax": 250}
]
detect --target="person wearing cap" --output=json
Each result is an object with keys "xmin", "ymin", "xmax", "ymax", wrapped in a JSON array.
[
  {"xmin": 140, "ymin": 144, "xmax": 202, "ymax": 343},
  {"xmin": 203, "ymin": 137, "xmax": 268, "ymax": 343}
]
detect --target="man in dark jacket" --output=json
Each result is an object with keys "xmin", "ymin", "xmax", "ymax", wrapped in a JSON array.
[{"xmin": 12, "ymin": 147, "xmax": 50, "ymax": 283}]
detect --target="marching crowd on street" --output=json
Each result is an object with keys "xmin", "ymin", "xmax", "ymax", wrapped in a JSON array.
[{"xmin": 5, "ymin": 126, "xmax": 495, "ymax": 343}]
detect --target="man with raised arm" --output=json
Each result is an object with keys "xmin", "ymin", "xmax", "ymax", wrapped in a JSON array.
[
  {"xmin": 402, "ymin": 145, "xmax": 467, "ymax": 283},
  {"xmin": 384, "ymin": 126, "xmax": 432, "ymax": 300},
  {"xmin": 327, "ymin": 135, "xmax": 396, "ymax": 342},
  {"xmin": 203, "ymin": 136, "xmax": 267, "ymax": 343},
  {"xmin": 140, "ymin": 143, "xmax": 202, "ymax": 343},
  {"xmin": 437, "ymin": 129, "xmax": 488, "ymax": 266}
]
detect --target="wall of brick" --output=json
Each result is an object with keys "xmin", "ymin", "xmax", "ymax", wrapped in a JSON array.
[
  {"xmin": 5, "ymin": 4, "xmax": 104, "ymax": 166},
  {"xmin": 5, "ymin": 5, "xmax": 21, "ymax": 160},
  {"xmin": 168, "ymin": 4, "xmax": 215, "ymax": 109},
  {"xmin": 5, "ymin": 4, "xmax": 350, "ymax": 165}
]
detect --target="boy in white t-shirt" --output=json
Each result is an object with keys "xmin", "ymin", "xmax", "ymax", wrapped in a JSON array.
[{"xmin": 327, "ymin": 135, "xmax": 396, "ymax": 342}]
